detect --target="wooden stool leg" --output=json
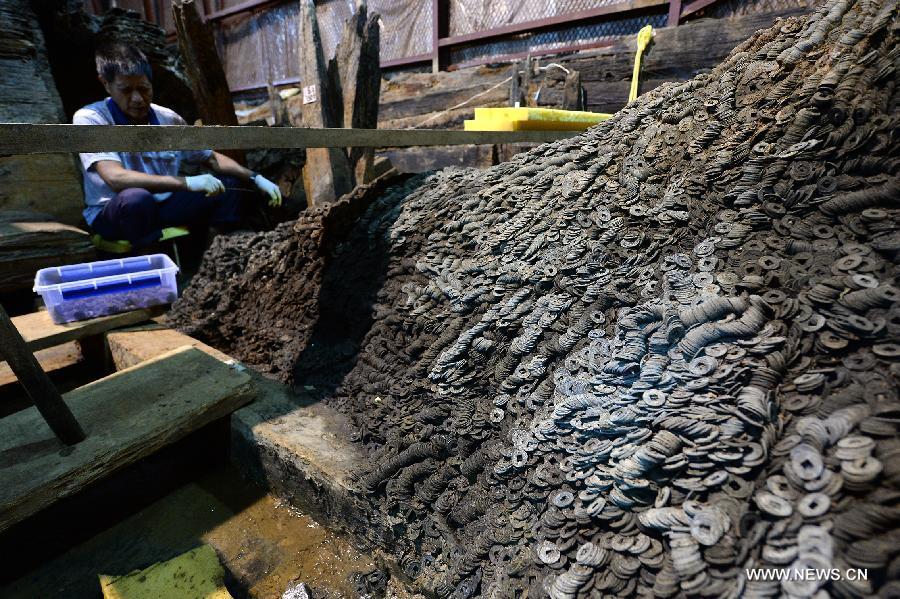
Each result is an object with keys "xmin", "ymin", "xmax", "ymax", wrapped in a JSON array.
[{"xmin": 0, "ymin": 305, "xmax": 85, "ymax": 445}]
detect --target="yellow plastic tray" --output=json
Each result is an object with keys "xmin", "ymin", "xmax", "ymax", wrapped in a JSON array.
[
  {"xmin": 473, "ymin": 107, "xmax": 610, "ymax": 123},
  {"xmin": 464, "ymin": 107, "xmax": 611, "ymax": 132}
]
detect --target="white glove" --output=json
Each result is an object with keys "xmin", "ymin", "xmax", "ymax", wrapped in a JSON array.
[
  {"xmin": 185, "ymin": 174, "xmax": 225, "ymax": 196},
  {"xmin": 253, "ymin": 173, "xmax": 282, "ymax": 207}
]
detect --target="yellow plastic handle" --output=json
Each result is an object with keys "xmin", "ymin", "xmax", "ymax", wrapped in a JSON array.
[{"xmin": 629, "ymin": 25, "xmax": 654, "ymax": 104}]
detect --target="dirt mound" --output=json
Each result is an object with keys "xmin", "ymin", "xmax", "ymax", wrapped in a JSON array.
[
  {"xmin": 169, "ymin": 173, "xmax": 421, "ymax": 379},
  {"xmin": 173, "ymin": 1, "xmax": 900, "ymax": 596}
]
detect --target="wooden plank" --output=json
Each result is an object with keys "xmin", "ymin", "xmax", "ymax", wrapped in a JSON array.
[
  {"xmin": 105, "ymin": 323, "xmax": 232, "ymax": 370},
  {"xmin": 204, "ymin": 0, "xmax": 277, "ymax": 21},
  {"xmin": 0, "ymin": 346, "xmax": 256, "ymax": 532},
  {"xmin": 0, "ymin": 304, "xmax": 85, "ymax": 445},
  {"xmin": 380, "ymin": 53, "xmax": 432, "ymax": 69},
  {"xmin": 562, "ymin": 70, "xmax": 584, "ymax": 110},
  {"xmin": 299, "ymin": 0, "xmax": 352, "ymax": 206},
  {"xmin": 0, "ymin": 342, "xmax": 81, "ymax": 387},
  {"xmin": 13, "ymin": 307, "xmax": 163, "ymax": 353},
  {"xmin": 172, "ymin": 0, "xmax": 244, "ymax": 163},
  {"xmin": 0, "ymin": 124, "xmax": 579, "ymax": 155},
  {"xmin": 0, "ymin": 215, "xmax": 95, "ymax": 291},
  {"xmin": 681, "ymin": 0, "xmax": 723, "ymax": 18},
  {"xmin": 668, "ymin": 0, "xmax": 682, "ymax": 26},
  {"xmin": 329, "ymin": 3, "xmax": 381, "ymax": 185},
  {"xmin": 0, "ymin": 220, "xmax": 90, "ymax": 249}
]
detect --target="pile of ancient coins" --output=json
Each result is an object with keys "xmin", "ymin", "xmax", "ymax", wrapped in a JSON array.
[{"xmin": 177, "ymin": 0, "xmax": 899, "ymax": 596}]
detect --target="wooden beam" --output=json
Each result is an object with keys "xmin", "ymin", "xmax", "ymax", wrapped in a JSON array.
[
  {"xmin": 450, "ymin": 39, "xmax": 617, "ymax": 71},
  {"xmin": 172, "ymin": 0, "xmax": 236, "ymax": 127},
  {"xmin": 13, "ymin": 307, "xmax": 163, "ymax": 353},
  {"xmin": 431, "ymin": 0, "xmax": 439, "ymax": 72},
  {"xmin": 0, "ymin": 124, "xmax": 580, "ymax": 154},
  {"xmin": 0, "ymin": 346, "xmax": 255, "ymax": 532},
  {"xmin": 105, "ymin": 324, "xmax": 232, "ymax": 370},
  {"xmin": 0, "ymin": 218, "xmax": 95, "ymax": 293},
  {"xmin": 329, "ymin": 3, "xmax": 381, "ymax": 185},
  {"xmin": 0, "ymin": 305, "xmax": 85, "ymax": 445},
  {"xmin": 431, "ymin": 0, "xmax": 450, "ymax": 73},
  {"xmin": 380, "ymin": 53, "xmax": 432, "ymax": 69},
  {"xmin": 681, "ymin": 0, "xmax": 724, "ymax": 18},
  {"xmin": 562, "ymin": 70, "xmax": 584, "ymax": 110},
  {"xmin": 667, "ymin": 0, "xmax": 682, "ymax": 26},
  {"xmin": 172, "ymin": 0, "xmax": 244, "ymax": 161},
  {"xmin": 203, "ymin": 0, "xmax": 276, "ymax": 21},
  {"xmin": 0, "ymin": 342, "xmax": 82, "ymax": 388}
]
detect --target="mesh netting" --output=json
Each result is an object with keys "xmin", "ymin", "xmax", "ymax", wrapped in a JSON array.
[
  {"xmin": 216, "ymin": 12, "xmax": 265, "ymax": 90},
  {"xmin": 370, "ymin": 0, "xmax": 434, "ymax": 60},
  {"xmin": 449, "ymin": 0, "xmax": 623, "ymax": 36},
  {"xmin": 449, "ymin": 11, "xmax": 667, "ymax": 65}
]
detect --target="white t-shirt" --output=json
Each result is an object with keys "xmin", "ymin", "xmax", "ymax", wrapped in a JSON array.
[{"xmin": 73, "ymin": 99, "xmax": 213, "ymax": 225}]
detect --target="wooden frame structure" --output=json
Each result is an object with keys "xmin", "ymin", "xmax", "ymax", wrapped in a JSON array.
[{"xmin": 128, "ymin": 0, "xmax": 725, "ymax": 82}]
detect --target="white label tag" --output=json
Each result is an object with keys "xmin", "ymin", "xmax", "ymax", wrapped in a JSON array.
[{"xmin": 302, "ymin": 84, "xmax": 317, "ymax": 104}]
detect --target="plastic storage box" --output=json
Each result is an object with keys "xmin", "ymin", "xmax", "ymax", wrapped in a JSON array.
[{"xmin": 34, "ymin": 254, "xmax": 179, "ymax": 324}]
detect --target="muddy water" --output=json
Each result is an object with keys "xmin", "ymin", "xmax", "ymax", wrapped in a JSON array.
[{"xmin": 4, "ymin": 465, "xmax": 411, "ymax": 598}]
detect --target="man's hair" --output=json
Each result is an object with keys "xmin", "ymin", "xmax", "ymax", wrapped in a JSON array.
[{"xmin": 95, "ymin": 41, "xmax": 152, "ymax": 82}]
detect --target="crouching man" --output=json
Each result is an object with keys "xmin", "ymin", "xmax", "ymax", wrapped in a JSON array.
[{"xmin": 74, "ymin": 42, "xmax": 281, "ymax": 247}]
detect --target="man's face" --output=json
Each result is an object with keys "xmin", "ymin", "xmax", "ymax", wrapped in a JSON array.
[{"xmin": 102, "ymin": 73, "xmax": 153, "ymax": 122}]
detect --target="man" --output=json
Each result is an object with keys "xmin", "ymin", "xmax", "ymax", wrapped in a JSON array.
[{"xmin": 73, "ymin": 42, "xmax": 282, "ymax": 248}]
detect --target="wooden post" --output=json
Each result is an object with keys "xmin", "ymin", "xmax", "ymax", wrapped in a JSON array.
[
  {"xmin": 509, "ymin": 61, "xmax": 524, "ymax": 107},
  {"xmin": 266, "ymin": 81, "xmax": 289, "ymax": 127},
  {"xmin": 299, "ymin": 0, "xmax": 353, "ymax": 205},
  {"xmin": 562, "ymin": 70, "xmax": 584, "ymax": 110},
  {"xmin": 0, "ymin": 305, "xmax": 85, "ymax": 445},
  {"xmin": 522, "ymin": 57, "xmax": 536, "ymax": 106},
  {"xmin": 667, "ymin": 0, "xmax": 682, "ymax": 26},
  {"xmin": 430, "ymin": 0, "xmax": 449, "ymax": 72},
  {"xmin": 330, "ymin": 3, "xmax": 381, "ymax": 185},
  {"xmin": 172, "ymin": 0, "xmax": 244, "ymax": 161}
]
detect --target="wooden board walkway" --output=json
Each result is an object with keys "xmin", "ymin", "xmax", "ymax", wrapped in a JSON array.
[
  {"xmin": 102, "ymin": 324, "xmax": 418, "ymax": 589},
  {"xmin": 105, "ymin": 322, "xmax": 232, "ymax": 369},
  {"xmin": 0, "ymin": 341, "xmax": 81, "ymax": 387},
  {"xmin": 0, "ymin": 346, "xmax": 255, "ymax": 532},
  {"xmin": 13, "ymin": 307, "xmax": 164, "ymax": 353}
]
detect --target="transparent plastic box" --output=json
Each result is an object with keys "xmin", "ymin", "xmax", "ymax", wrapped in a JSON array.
[{"xmin": 33, "ymin": 254, "xmax": 179, "ymax": 324}]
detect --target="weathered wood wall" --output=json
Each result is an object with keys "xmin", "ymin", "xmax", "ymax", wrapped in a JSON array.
[{"xmin": 0, "ymin": 0, "xmax": 83, "ymax": 225}]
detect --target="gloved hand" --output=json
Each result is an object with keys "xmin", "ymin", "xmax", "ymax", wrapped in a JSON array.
[
  {"xmin": 185, "ymin": 174, "xmax": 225, "ymax": 196},
  {"xmin": 252, "ymin": 173, "xmax": 282, "ymax": 207}
]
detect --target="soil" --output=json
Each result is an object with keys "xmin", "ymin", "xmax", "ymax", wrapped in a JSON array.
[{"xmin": 171, "ymin": 2, "xmax": 900, "ymax": 596}]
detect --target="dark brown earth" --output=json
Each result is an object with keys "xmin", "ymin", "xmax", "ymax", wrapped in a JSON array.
[
  {"xmin": 169, "ymin": 171, "xmax": 421, "ymax": 384},
  {"xmin": 172, "ymin": 1, "xmax": 900, "ymax": 596}
]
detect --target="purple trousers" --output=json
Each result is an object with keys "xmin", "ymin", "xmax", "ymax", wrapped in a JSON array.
[{"xmin": 91, "ymin": 175, "xmax": 246, "ymax": 248}]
